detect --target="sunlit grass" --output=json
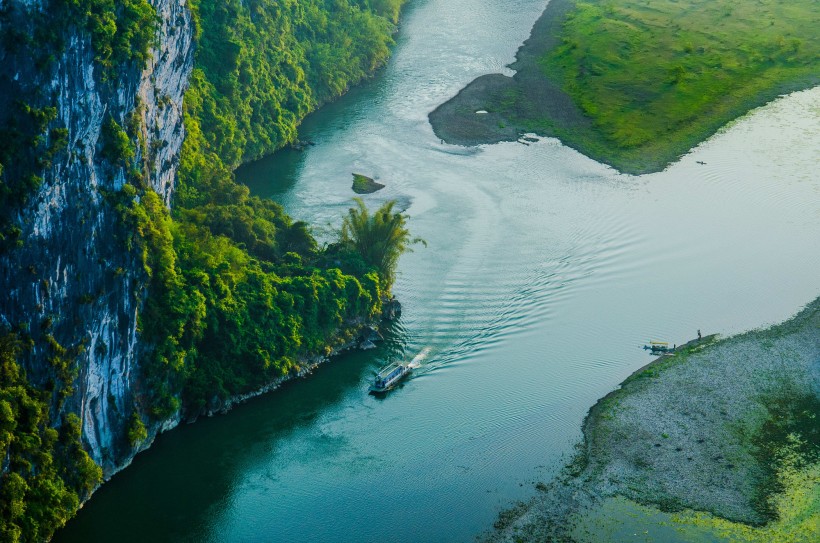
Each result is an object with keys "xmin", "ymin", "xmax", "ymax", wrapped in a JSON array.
[{"xmin": 536, "ymin": 0, "xmax": 819, "ymax": 171}]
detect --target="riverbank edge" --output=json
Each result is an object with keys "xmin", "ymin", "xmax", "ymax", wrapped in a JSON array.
[
  {"xmin": 429, "ymin": 0, "xmax": 820, "ymax": 175},
  {"xmin": 483, "ymin": 295, "xmax": 820, "ymax": 542},
  {"xmin": 428, "ymin": 0, "xmax": 579, "ymax": 148},
  {"xmin": 89, "ymin": 302, "xmax": 395, "ymax": 491}
]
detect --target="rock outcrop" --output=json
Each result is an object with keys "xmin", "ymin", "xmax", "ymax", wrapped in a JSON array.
[{"xmin": 382, "ymin": 298, "xmax": 402, "ymax": 321}]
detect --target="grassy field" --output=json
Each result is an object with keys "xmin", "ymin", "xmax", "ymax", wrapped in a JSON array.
[
  {"xmin": 432, "ymin": 0, "xmax": 819, "ymax": 173},
  {"xmin": 538, "ymin": 0, "xmax": 819, "ymax": 170}
]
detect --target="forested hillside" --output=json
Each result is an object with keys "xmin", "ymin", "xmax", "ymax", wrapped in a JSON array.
[
  {"xmin": 148, "ymin": 0, "xmax": 406, "ymax": 417},
  {"xmin": 0, "ymin": 0, "xmax": 407, "ymax": 540},
  {"xmin": 186, "ymin": 0, "xmax": 403, "ymax": 167}
]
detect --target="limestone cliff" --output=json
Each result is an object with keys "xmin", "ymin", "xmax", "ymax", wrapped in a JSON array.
[{"xmin": 0, "ymin": 0, "xmax": 193, "ymax": 475}]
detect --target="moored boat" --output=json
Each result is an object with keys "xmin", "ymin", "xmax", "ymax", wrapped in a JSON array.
[{"xmin": 643, "ymin": 340, "xmax": 673, "ymax": 355}]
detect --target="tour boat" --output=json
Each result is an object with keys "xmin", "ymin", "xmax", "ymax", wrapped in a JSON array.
[{"xmin": 370, "ymin": 361, "xmax": 412, "ymax": 393}]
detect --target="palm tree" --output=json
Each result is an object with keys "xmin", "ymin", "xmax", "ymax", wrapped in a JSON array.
[{"xmin": 340, "ymin": 198, "xmax": 424, "ymax": 290}]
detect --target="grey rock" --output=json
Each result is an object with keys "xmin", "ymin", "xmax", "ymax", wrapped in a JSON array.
[
  {"xmin": 0, "ymin": 0, "xmax": 194, "ymax": 477},
  {"xmin": 382, "ymin": 298, "xmax": 402, "ymax": 320}
]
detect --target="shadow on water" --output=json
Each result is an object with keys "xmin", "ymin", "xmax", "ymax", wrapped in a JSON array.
[
  {"xmin": 55, "ymin": 326, "xmax": 409, "ymax": 543},
  {"xmin": 234, "ymin": 146, "xmax": 308, "ymax": 198},
  {"xmin": 234, "ymin": 76, "xmax": 388, "ymax": 199}
]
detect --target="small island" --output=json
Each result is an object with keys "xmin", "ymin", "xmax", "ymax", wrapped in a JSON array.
[
  {"xmin": 430, "ymin": 0, "xmax": 819, "ymax": 174},
  {"xmin": 352, "ymin": 173, "xmax": 386, "ymax": 194}
]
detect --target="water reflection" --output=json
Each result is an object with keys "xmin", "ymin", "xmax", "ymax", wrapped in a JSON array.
[
  {"xmin": 57, "ymin": 330, "xmax": 406, "ymax": 543},
  {"xmin": 235, "ymin": 146, "xmax": 307, "ymax": 197}
]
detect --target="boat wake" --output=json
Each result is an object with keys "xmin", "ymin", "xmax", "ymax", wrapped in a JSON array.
[{"xmin": 407, "ymin": 347, "xmax": 432, "ymax": 369}]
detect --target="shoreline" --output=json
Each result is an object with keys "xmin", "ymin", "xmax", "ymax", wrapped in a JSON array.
[
  {"xmin": 429, "ymin": 0, "xmax": 820, "ymax": 175},
  {"xmin": 82, "ymin": 313, "xmax": 391, "ymax": 505},
  {"xmin": 429, "ymin": 0, "xmax": 582, "ymax": 147},
  {"xmin": 484, "ymin": 296, "xmax": 820, "ymax": 542}
]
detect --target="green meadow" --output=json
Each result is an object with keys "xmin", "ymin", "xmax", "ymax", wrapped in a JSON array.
[{"xmin": 535, "ymin": 0, "xmax": 819, "ymax": 172}]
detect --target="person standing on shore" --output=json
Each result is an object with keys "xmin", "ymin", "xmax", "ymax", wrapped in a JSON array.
[{"xmin": 697, "ymin": 329, "xmax": 702, "ymax": 340}]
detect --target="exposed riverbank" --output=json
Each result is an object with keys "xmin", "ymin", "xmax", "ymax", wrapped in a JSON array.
[
  {"xmin": 430, "ymin": 0, "xmax": 820, "ymax": 174},
  {"xmin": 430, "ymin": 0, "xmax": 583, "ymax": 147},
  {"xmin": 486, "ymin": 297, "xmax": 820, "ymax": 542}
]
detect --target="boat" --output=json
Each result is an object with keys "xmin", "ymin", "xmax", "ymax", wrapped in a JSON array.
[
  {"xmin": 643, "ymin": 341, "xmax": 673, "ymax": 355},
  {"xmin": 369, "ymin": 361, "xmax": 412, "ymax": 393}
]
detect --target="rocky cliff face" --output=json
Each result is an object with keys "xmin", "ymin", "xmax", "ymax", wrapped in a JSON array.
[{"xmin": 0, "ymin": 0, "xmax": 193, "ymax": 475}]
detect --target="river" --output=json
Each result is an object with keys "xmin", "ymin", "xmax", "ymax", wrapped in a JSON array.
[{"xmin": 57, "ymin": 0, "xmax": 820, "ymax": 541}]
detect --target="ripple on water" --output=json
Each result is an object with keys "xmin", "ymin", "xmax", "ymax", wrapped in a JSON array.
[{"xmin": 410, "ymin": 189, "xmax": 651, "ymax": 379}]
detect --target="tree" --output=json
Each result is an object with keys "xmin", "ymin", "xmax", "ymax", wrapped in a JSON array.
[{"xmin": 340, "ymin": 198, "xmax": 423, "ymax": 290}]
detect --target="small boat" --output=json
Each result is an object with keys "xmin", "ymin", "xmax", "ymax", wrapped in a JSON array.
[
  {"xmin": 370, "ymin": 361, "xmax": 412, "ymax": 394},
  {"xmin": 643, "ymin": 341, "xmax": 673, "ymax": 355}
]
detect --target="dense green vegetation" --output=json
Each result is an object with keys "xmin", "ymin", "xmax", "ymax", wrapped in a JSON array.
[
  {"xmin": 54, "ymin": 0, "xmax": 158, "ymax": 71},
  {"xmin": 121, "ymin": 0, "xmax": 410, "ymax": 417},
  {"xmin": 340, "ymin": 198, "xmax": 423, "ymax": 288},
  {"xmin": 118, "ymin": 180, "xmax": 386, "ymax": 417},
  {"xmin": 0, "ymin": 334, "xmax": 102, "ymax": 542},
  {"xmin": 537, "ymin": 0, "xmax": 819, "ymax": 169},
  {"xmin": 446, "ymin": 0, "xmax": 820, "ymax": 173},
  {"xmin": 186, "ymin": 0, "xmax": 405, "ymax": 167}
]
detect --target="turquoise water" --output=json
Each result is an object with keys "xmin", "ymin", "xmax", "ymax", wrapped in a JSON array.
[{"xmin": 57, "ymin": 1, "xmax": 820, "ymax": 541}]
